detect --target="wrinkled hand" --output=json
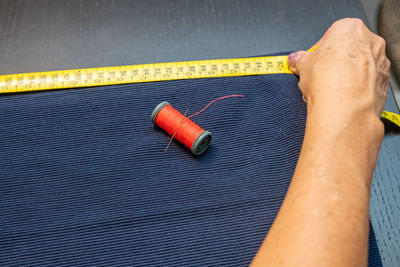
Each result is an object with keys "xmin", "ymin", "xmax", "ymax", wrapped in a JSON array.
[{"xmin": 288, "ymin": 18, "xmax": 390, "ymax": 118}]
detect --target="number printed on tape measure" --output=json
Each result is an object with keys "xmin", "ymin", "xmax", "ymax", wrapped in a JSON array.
[{"xmin": 0, "ymin": 55, "xmax": 291, "ymax": 94}]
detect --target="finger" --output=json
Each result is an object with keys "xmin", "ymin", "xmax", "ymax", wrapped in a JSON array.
[
  {"xmin": 288, "ymin": 50, "xmax": 308, "ymax": 75},
  {"xmin": 289, "ymin": 37, "xmax": 324, "ymax": 75}
]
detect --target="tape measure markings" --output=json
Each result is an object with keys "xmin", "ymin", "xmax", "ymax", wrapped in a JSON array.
[{"xmin": 0, "ymin": 55, "xmax": 290, "ymax": 94}]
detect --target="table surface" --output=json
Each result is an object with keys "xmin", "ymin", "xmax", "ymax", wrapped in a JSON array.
[{"xmin": 0, "ymin": 0, "xmax": 399, "ymax": 266}]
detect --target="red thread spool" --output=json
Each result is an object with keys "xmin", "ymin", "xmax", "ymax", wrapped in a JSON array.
[{"xmin": 151, "ymin": 102, "xmax": 212, "ymax": 155}]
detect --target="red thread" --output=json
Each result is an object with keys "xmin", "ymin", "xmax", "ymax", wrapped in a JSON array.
[
  {"xmin": 154, "ymin": 95, "xmax": 244, "ymax": 151},
  {"xmin": 188, "ymin": 94, "xmax": 244, "ymax": 119}
]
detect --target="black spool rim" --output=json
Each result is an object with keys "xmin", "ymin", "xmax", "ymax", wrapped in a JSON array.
[
  {"xmin": 191, "ymin": 130, "xmax": 212, "ymax": 155},
  {"xmin": 151, "ymin": 101, "xmax": 170, "ymax": 124}
]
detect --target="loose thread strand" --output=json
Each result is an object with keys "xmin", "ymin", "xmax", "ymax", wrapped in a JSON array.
[{"xmin": 187, "ymin": 94, "xmax": 244, "ymax": 119}]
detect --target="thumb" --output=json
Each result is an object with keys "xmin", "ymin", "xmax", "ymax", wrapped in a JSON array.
[{"xmin": 287, "ymin": 50, "xmax": 308, "ymax": 75}]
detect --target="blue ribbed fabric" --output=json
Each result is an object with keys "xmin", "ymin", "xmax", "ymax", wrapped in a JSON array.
[{"xmin": 0, "ymin": 73, "xmax": 382, "ymax": 266}]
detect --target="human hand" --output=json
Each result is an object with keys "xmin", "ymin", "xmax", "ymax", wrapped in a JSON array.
[
  {"xmin": 253, "ymin": 19, "xmax": 390, "ymax": 267},
  {"xmin": 288, "ymin": 18, "xmax": 390, "ymax": 120}
]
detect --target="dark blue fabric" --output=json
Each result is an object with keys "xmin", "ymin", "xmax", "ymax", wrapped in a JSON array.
[{"xmin": 0, "ymin": 73, "xmax": 382, "ymax": 266}]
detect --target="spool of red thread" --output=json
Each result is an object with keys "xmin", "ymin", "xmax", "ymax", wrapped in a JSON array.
[{"xmin": 151, "ymin": 102, "xmax": 212, "ymax": 155}]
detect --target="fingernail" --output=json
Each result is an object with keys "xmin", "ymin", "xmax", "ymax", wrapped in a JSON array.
[{"xmin": 288, "ymin": 52, "xmax": 301, "ymax": 68}]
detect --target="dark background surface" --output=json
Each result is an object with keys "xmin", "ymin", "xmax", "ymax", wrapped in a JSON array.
[
  {"xmin": 0, "ymin": 0, "xmax": 399, "ymax": 266},
  {"xmin": 0, "ymin": 0, "xmax": 375, "ymax": 73}
]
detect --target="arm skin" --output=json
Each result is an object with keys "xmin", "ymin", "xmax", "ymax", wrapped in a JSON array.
[{"xmin": 251, "ymin": 18, "xmax": 390, "ymax": 267}]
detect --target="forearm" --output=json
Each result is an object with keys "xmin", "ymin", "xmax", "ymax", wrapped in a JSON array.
[{"xmin": 251, "ymin": 101, "xmax": 384, "ymax": 267}]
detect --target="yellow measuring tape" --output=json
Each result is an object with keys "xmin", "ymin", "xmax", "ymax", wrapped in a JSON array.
[
  {"xmin": 0, "ymin": 55, "xmax": 399, "ymax": 128},
  {"xmin": 0, "ymin": 56, "xmax": 290, "ymax": 93},
  {"xmin": 381, "ymin": 111, "xmax": 400, "ymax": 128}
]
